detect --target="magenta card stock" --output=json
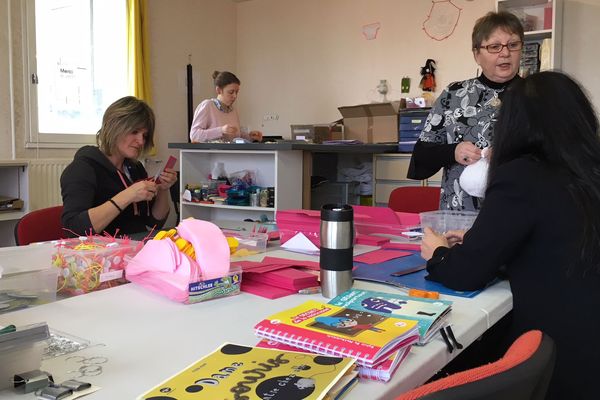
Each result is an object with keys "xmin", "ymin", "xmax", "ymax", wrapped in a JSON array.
[{"xmin": 353, "ymin": 249, "xmax": 412, "ymax": 265}]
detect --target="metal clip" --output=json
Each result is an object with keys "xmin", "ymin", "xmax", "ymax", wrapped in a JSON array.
[
  {"xmin": 13, "ymin": 370, "xmax": 53, "ymax": 394},
  {"xmin": 58, "ymin": 379, "xmax": 92, "ymax": 391},
  {"xmin": 35, "ymin": 385, "xmax": 73, "ymax": 400}
]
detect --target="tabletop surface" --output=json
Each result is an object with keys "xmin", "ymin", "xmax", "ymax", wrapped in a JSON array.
[
  {"xmin": 0, "ymin": 245, "xmax": 512, "ymax": 400},
  {"xmin": 168, "ymin": 142, "xmax": 399, "ymax": 153}
]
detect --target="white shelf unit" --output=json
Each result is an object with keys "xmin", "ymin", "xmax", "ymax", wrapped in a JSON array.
[
  {"xmin": 372, "ymin": 154, "xmax": 441, "ymax": 207},
  {"xmin": 178, "ymin": 149, "xmax": 303, "ymax": 223},
  {"xmin": 0, "ymin": 161, "xmax": 29, "ymax": 246},
  {"xmin": 497, "ymin": 0, "xmax": 562, "ymax": 71}
]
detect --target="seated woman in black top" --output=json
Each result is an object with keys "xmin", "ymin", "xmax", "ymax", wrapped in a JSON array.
[
  {"xmin": 61, "ymin": 96, "xmax": 177, "ymax": 236},
  {"xmin": 421, "ymin": 71, "xmax": 600, "ymax": 400}
]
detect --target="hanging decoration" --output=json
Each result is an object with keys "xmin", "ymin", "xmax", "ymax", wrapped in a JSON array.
[
  {"xmin": 362, "ymin": 22, "xmax": 381, "ymax": 40},
  {"xmin": 419, "ymin": 59, "xmax": 437, "ymax": 92},
  {"xmin": 422, "ymin": 0, "xmax": 462, "ymax": 41}
]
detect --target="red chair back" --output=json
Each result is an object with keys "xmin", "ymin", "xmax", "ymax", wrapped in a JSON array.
[
  {"xmin": 388, "ymin": 186, "xmax": 440, "ymax": 213},
  {"xmin": 396, "ymin": 330, "xmax": 556, "ymax": 400},
  {"xmin": 14, "ymin": 205, "xmax": 65, "ymax": 246}
]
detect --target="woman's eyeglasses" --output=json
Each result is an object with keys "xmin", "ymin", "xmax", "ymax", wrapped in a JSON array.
[{"xmin": 476, "ymin": 41, "xmax": 523, "ymax": 53}]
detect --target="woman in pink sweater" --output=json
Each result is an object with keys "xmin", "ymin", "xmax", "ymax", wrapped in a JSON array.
[{"xmin": 189, "ymin": 71, "xmax": 262, "ymax": 143}]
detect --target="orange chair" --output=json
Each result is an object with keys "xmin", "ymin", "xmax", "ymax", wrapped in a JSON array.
[
  {"xmin": 388, "ymin": 186, "xmax": 441, "ymax": 213},
  {"xmin": 396, "ymin": 330, "xmax": 556, "ymax": 400},
  {"xmin": 14, "ymin": 205, "xmax": 65, "ymax": 246}
]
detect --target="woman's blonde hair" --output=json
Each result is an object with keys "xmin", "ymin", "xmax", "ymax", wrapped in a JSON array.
[{"xmin": 96, "ymin": 96, "xmax": 155, "ymax": 157}]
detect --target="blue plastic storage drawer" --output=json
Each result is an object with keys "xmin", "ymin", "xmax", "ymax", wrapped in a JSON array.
[{"xmin": 399, "ymin": 130, "xmax": 422, "ymax": 139}]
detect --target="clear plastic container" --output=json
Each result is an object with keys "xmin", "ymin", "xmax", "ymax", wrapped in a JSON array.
[
  {"xmin": 419, "ymin": 210, "xmax": 479, "ymax": 233},
  {"xmin": 0, "ymin": 268, "xmax": 58, "ymax": 314},
  {"xmin": 53, "ymin": 237, "xmax": 143, "ymax": 295},
  {"xmin": 222, "ymin": 229, "xmax": 268, "ymax": 257}
]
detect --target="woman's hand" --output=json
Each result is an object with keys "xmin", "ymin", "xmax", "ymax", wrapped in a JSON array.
[
  {"xmin": 421, "ymin": 227, "xmax": 449, "ymax": 261},
  {"xmin": 156, "ymin": 168, "xmax": 177, "ymax": 191},
  {"xmin": 445, "ymin": 229, "xmax": 466, "ymax": 247},
  {"xmin": 222, "ymin": 124, "xmax": 238, "ymax": 135},
  {"xmin": 455, "ymin": 142, "xmax": 482, "ymax": 166},
  {"xmin": 126, "ymin": 180, "xmax": 159, "ymax": 203},
  {"xmin": 248, "ymin": 130, "xmax": 263, "ymax": 142}
]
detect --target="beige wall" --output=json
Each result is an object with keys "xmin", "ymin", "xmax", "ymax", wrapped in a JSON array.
[
  {"xmin": 0, "ymin": 1, "xmax": 12, "ymax": 159},
  {"xmin": 1, "ymin": 0, "xmax": 600, "ymax": 161},
  {"xmin": 235, "ymin": 0, "xmax": 496, "ymax": 136},
  {"xmin": 148, "ymin": 0, "xmax": 237, "ymax": 159}
]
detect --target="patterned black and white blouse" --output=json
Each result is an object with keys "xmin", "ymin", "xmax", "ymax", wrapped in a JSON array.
[{"xmin": 408, "ymin": 74, "xmax": 520, "ymax": 211}]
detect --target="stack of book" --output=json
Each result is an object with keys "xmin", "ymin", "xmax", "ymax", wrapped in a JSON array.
[
  {"xmin": 328, "ymin": 289, "xmax": 452, "ymax": 346},
  {"xmin": 254, "ymin": 298, "xmax": 421, "ymax": 382}
]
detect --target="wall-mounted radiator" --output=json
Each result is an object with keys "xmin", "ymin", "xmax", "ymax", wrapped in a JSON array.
[{"xmin": 28, "ymin": 159, "xmax": 71, "ymax": 210}]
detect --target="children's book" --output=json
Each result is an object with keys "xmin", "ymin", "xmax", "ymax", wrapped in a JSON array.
[
  {"xmin": 256, "ymin": 339, "xmax": 412, "ymax": 383},
  {"xmin": 328, "ymin": 289, "xmax": 452, "ymax": 345},
  {"xmin": 254, "ymin": 300, "xmax": 419, "ymax": 368},
  {"xmin": 137, "ymin": 343, "xmax": 357, "ymax": 400}
]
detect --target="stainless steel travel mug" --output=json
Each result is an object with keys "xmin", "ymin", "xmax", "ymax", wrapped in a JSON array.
[{"xmin": 319, "ymin": 204, "xmax": 354, "ymax": 298}]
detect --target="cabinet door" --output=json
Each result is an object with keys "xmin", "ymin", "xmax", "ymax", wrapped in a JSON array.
[{"xmin": 375, "ymin": 155, "xmax": 412, "ymax": 180}]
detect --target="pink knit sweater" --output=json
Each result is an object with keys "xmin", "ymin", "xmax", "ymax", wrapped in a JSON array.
[{"xmin": 189, "ymin": 99, "xmax": 240, "ymax": 143}]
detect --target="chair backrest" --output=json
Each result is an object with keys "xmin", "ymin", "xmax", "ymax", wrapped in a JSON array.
[
  {"xmin": 388, "ymin": 186, "xmax": 441, "ymax": 213},
  {"xmin": 14, "ymin": 205, "xmax": 65, "ymax": 246},
  {"xmin": 396, "ymin": 330, "xmax": 556, "ymax": 400}
]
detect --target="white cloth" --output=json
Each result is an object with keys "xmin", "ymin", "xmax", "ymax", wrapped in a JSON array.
[{"xmin": 459, "ymin": 149, "xmax": 490, "ymax": 198}]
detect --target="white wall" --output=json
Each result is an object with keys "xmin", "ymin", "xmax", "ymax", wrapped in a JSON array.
[
  {"xmin": 235, "ymin": 0, "xmax": 495, "ymax": 137},
  {"xmin": 561, "ymin": 0, "xmax": 600, "ymax": 108}
]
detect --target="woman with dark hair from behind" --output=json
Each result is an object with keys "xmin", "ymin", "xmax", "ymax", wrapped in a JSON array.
[{"xmin": 420, "ymin": 71, "xmax": 600, "ymax": 399}]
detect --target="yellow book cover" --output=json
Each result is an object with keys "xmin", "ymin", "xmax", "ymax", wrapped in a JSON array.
[
  {"xmin": 138, "ymin": 343, "xmax": 356, "ymax": 400},
  {"xmin": 254, "ymin": 300, "xmax": 419, "ymax": 368}
]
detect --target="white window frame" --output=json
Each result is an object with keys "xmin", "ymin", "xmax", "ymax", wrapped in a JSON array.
[{"xmin": 22, "ymin": 0, "xmax": 128, "ymax": 149}]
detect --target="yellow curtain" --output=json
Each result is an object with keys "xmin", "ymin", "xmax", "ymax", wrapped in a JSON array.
[
  {"xmin": 127, "ymin": 0, "xmax": 152, "ymax": 102},
  {"xmin": 127, "ymin": 0, "xmax": 155, "ymax": 154}
]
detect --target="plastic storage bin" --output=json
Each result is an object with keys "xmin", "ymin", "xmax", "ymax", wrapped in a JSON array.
[
  {"xmin": 222, "ymin": 229, "xmax": 268, "ymax": 257},
  {"xmin": 0, "ymin": 268, "xmax": 58, "ymax": 314},
  {"xmin": 53, "ymin": 237, "xmax": 143, "ymax": 295},
  {"xmin": 419, "ymin": 210, "xmax": 479, "ymax": 233}
]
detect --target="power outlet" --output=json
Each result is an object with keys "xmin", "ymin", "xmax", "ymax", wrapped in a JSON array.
[{"xmin": 263, "ymin": 113, "xmax": 279, "ymax": 121}]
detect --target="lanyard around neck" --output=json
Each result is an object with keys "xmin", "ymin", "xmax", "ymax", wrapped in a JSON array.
[{"xmin": 116, "ymin": 169, "xmax": 140, "ymax": 216}]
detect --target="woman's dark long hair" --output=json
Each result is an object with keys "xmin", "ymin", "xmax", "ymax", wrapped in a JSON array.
[{"xmin": 489, "ymin": 71, "xmax": 600, "ymax": 273}]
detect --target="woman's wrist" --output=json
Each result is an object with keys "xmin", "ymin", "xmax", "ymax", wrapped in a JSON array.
[{"xmin": 108, "ymin": 198, "xmax": 123, "ymax": 213}]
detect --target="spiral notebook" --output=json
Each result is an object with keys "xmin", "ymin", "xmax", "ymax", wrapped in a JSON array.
[
  {"xmin": 256, "ymin": 339, "xmax": 412, "ymax": 382},
  {"xmin": 254, "ymin": 300, "xmax": 419, "ymax": 368}
]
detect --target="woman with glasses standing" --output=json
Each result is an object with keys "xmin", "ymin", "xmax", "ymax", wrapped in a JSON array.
[{"xmin": 408, "ymin": 11, "xmax": 524, "ymax": 211}]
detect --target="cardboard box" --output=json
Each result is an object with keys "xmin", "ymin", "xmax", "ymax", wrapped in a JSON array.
[{"xmin": 338, "ymin": 101, "xmax": 400, "ymax": 143}]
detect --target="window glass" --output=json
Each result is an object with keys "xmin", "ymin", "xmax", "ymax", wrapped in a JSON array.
[{"xmin": 31, "ymin": 0, "xmax": 127, "ymax": 140}]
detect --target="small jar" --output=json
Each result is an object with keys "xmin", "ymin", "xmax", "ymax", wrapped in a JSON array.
[
  {"xmin": 249, "ymin": 192, "xmax": 259, "ymax": 207},
  {"xmin": 259, "ymin": 189, "xmax": 269, "ymax": 207}
]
